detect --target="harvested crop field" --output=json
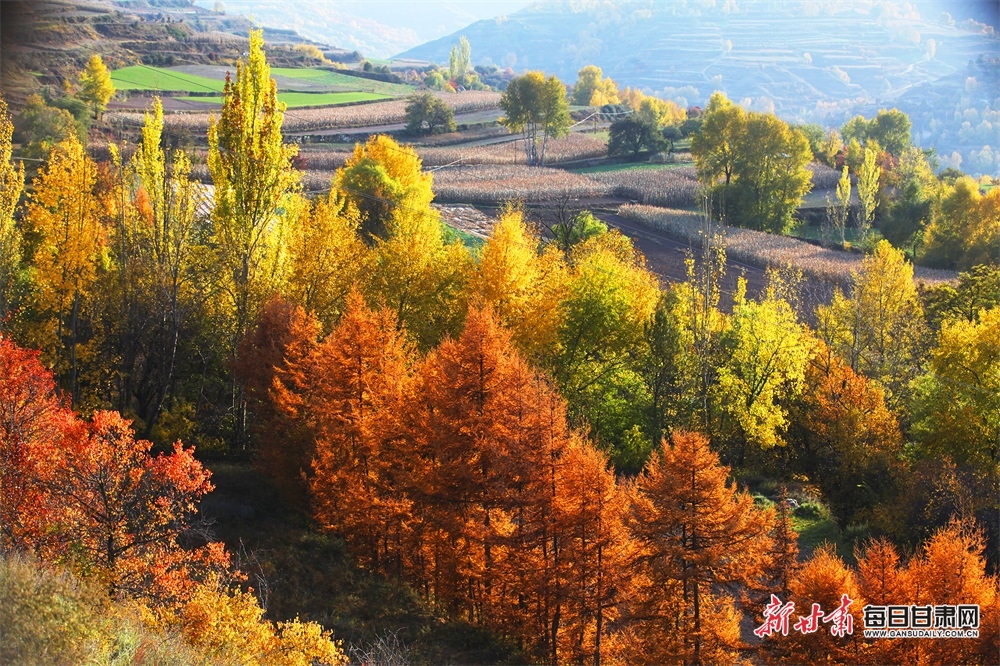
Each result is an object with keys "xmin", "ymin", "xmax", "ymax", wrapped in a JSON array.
[
  {"xmin": 106, "ymin": 91, "xmax": 502, "ymax": 131},
  {"xmin": 418, "ymin": 133, "xmax": 607, "ymax": 166},
  {"xmin": 618, "ymin": 204, "xmax": 956, "ymax": 287},
  {"xmin": 587, "ymin": 166, "xmax": 699, "ymax": 208},
  {"xmin": 432, "ymin": 165, "xmax": 605, "ymax": 203}
]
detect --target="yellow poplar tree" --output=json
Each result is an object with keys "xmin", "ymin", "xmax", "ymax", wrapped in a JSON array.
[
  {"xmin": 0, "ymin": 94, "xmax": 24, "ymax": 325},
  {"xmin": 368, "ymin": 206, "xmax": 470, "ymax": 350},
  {"xmin": 286, "ymin": 191, "xmax": 368, "ymax": 330},
  {"xmin": 208, "ymin": 28, "xmax": 299, "ymax": 446},
  {"xmin": 24, "ymin": 135, "xmax": 104, "ymax": 404},
  {"xmin": 333, "ymin": 134, "xmax": 434, "ymax": 243},
  {"xmin": 208, "ymin": 28, "xmax": 299, "ymax": 353},
  {"xmin": 108, "ymin": 96, "xmax": 203, "ymax": 432},
  {"xmin": 715, "ymin": 276, "xmax": 812, "ymax": 454},
  {"xmin": 816, "ymin": 240, "xmax": 926, "ymax": 408}
]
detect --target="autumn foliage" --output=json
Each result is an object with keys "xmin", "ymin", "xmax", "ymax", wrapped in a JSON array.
[{"xmin": 0, "ymin": 334, "xmax": 346, "ymax": 663}]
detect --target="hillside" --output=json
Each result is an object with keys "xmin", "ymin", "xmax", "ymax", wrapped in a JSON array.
[
  {"xmin": 0, "ymin": 0, "xmax": 338, "ymax": 106},
  {"xmin": 397, "ymin": 0, "xmax": 1000, "ymax": 175},
  {"xmin": 194, "ymin": 0, "xmax": 533, "ymax": 60}
]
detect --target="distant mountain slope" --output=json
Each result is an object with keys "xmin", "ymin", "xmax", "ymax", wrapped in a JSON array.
[
  {"xmin": 0, "ymin": 0, "xmax": 335, "ymax": 107},
  {"xmin": 398, "ymin": 0, "xmax": 996, "ymax": 120},
  {"xmin": 398, "ymin": 0, "xmax": 1000, "ymax": 174},
  {"xmin": 195, "ymin": 0, "xmax": 532, "ymax": 59}
]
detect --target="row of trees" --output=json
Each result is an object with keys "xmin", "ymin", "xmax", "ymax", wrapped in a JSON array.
[
  {"xmin": 796, "ymin": 107, "xmax": 998, "ymax": 267},
  {"xmin": 2, "ymin": 36, "xmax": 997, "ymax": 505},
  {"xmin": 234, "ymin": 287, "xmax": 999, "ymax": 665}
]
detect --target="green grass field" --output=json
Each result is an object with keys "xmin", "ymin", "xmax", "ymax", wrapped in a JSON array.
[
  {"xmin": 113, "ymin": 65, "xmax": 411, "ymax": 102},
  {"xmin": 176, "ymin": 91, "xmax": 390, "ymax": 108},
  {"xmin": 270, "ymin": 68, "xmax": 414, "ymax": 96},
  {"xmin": 570, "ymin": 161, "xmax": 692, "ymax": 174},
  {"xmin": 111, "ymin": 65, "xmax": 224, "ymax": 93}
]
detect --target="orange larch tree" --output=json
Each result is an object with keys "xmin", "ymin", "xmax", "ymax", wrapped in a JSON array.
[
  {"xmin": 902, "ymin": 518, "xmax": 1000, "ymax": 665},
  {"xmin": 779, "ymin": 545, "xmax": 864, "ymax": 665},
  {"xmin": 308, "ymin": 291, "xmax": 415, "ymax": 573},
  {"xmin": 235, "ymin": 295, "xmax": 321, "ymax": 503},
  {"xmin": 404, "ymin": 305, "xmax": 549, "ymax": 622},
  {"xmin": 549, "ymin": 436, "xmax": 632, "ymax": 666},
  {"xmin": 855, "ymin": 538, "xmax": 911, "ymax": 665},
  {"xmin": 621, "ymin": 430, "xmax": 775, "ymax": 665},
  {"xmin": 788, "ymin": 342, "xmax": 904, "ymax": 524}
]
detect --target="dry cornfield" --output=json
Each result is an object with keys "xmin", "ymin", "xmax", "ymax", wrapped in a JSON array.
[
  {"xmin": 106, "ymin": 91, "xmax": 502, "ymax": 131},
  {"xmin": 432, "ymin": 165, "xmax": 605, "ymax": 203},
  {"xmin": 587, "ymin": 166, "xmax": 699, "ymax": 208},
  {"xmin": 418, "ymin": 133, "xmax": 607, "ymax": 166},
  {"xmin": 618, "ymin": 204, "xmax": 956, "ymax": 287}
]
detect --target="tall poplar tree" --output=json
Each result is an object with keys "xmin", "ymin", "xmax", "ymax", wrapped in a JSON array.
[
  {"xmin": 0, "ymin": 94, "xmax": 24, "ymax": 327},
  {"xmin": 24, "ymin": 136, "xmax": 104, "ymax": 405},
  {"xmin": 79, "ymin": 54, "xmax": 115, "ymax": 120},
  {"xmin": 208, "ymin": 28, "xmax": 299, "ymax": 445}
]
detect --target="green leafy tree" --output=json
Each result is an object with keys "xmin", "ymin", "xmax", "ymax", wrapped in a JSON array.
[
  {"xmin": 869, "ymin": 108, "xmax": 912, "ymax": 157},
  {"xmin": 571, "ymin": 65, "xmax": 619, "ymax": 106},
  {"xmin": 881, "ymin": 147, "xmax": 936, "ymax": 255},
  {"xmin": 500, "ymin": 71, "xmax": 571, "ymax": 166},
  {"xmin": 448, "ymin": 36, "xmax": 472, "ymax": 85},
  {"xmin": 824, "ymin": 165, "xmax": 851, "ymax": 247},
  {"xmin": 923, "ymin": 265, "xmax": 1000, "ymax": 329},
  {"xmin": 550, "ymin": 210, "xmax": 607, "ymax": 255},
  {"xmin": 856, "ymin": 143, "xmax": 881, "ymax": 244},
  {"xmin": 841, "ymin": 109, "xmax": 911, "ymax": 158},
  {"xmin": 607, "ymin": 115, "xmax": 664, "ymax": 157},
  {"xmin": 692, "ymin": 92, "xmax": 812, "ymax": 233},
  {"xmin": 12, "ymin": 94, "xmax": 78, "ymax": 167},
  {"xmin": 691, "ymin": 92, "xmax": 744, "ymax": 189},
  {"xmin": 404, "ymin": 92, "xmax": 455, "ymax": 136},
  {"xmin": 78, "ymin": 55, "xmax": 115, "ymax": 120},
  {"xmin": 547, "ymin": 231, "xmax": 660, "ymax": 472}
]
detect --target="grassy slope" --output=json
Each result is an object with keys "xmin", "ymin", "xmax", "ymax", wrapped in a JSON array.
[
  {"xmin": 111, "ymin": 65, "xmax": 224, "ymax": 93},
  {"xmin": 114, "ymin": 65, "xmax": 413, "ymax": 97},
  {"xmin": 270, "ymin": 67, "xmax": 415, "ymax": 96}
]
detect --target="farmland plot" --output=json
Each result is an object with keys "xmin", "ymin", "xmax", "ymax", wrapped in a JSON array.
[
  {"xmin": 106, "ymin": 91, "xmax": 502, "ymax": 131},
  {"xmin": 433, "ymin": 165, "xmax": 605, "ymax": 203},
  {"xmin": 587, "ymin": 166, "xmax": 699, "ymax": 208},
  {"xmin": 619, "ymin": 204, "xmax": 955, "ymax": 287},
  {"xmin": 807, "ymin": 162, "xmax": 841, "ymax": 189},
  {"xmin": 418, "ymin": 133, "xmax": 607, "ymax": 166}
]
